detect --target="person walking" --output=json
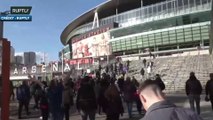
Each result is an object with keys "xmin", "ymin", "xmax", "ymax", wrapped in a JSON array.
[
  {"xmin": 28, "ymin": 75, "xmax": 49, "ymax": 120},
  {"xmin": 123, "ymin": 77, "xmax": 136, "ymax": 118},
  {"xmin": 140, "ymin": 68, "xmax": 145, "ymax": 81},
  {"xmin": 154, "ymin": 74, "xmax": 165, "ymax": 91},
  {"xmin": 47, "ymin": 80, "xmax": 63, "ymax": 120},
  {"xmin": 205, "ymin": 73, "xmax": 213, "ymax": 110},
  {"xmin": 185, "ymin": 72, "xmax": 202, "ymax": 115},
  {"xmin": 76, "ymin": 76, "xmax": 97, "ymax": 120},
  {"xmin": 142, "ymin": 59, "xmax": 147, "ymax": 67},
  {"xmin": 132, "ymin": 76, "xmax": 142, "ymax": 114},
  {"xmin": 105, "ymin": 83, "xmax": 124, "ymax": 120},
  {"xmin": 16, "ymin": 81, "xmax": 31, "ymax": 119},
  {"xmin": 10, "ymin": 81, "xmax": 15, "ymax": 100},
  {"xmin": 138, "ymin": 80, "xmax": 202, "ymax": 120},
  {"xmin": 62, "ymin": 79, "xmax": 74, "ymax": 120}
]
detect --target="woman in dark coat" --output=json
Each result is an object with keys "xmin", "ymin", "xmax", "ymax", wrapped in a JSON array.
[{"xmin": 105, "ymin": 83, "xmax": 124, "ymax": 120}]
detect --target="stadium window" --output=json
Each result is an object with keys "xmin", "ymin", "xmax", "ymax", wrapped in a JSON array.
[
  {"xmin": 191, "ymin": 17, "xmax": 199, "ymax": 23},
  {"xmin": 201, "ymin": 33, "xmax": 209, "ymax": 40},
  {"xmin": 126, "ymin": 46, "xmax": 132, "ymax": 50},
  {"xmin": 193, "ymin": 34, "xmax": 201, "ymax": 41},
  {"xmin": 131, "ymin": 45, "xmax": 137, "ymax": 49},
  {"xmin": 185, "ymin": 36, "xmax": 193, "ymax": 42},
  {"xmin": 192, "ymin": 29, "xmax": 200, "ymax": 34},
  {"xmin": 176, "ymin": 28, "xmax": 184, "ymax": 33},
  {"xmin": 182, "ymin": 15, "xmax": 191, "ymax": 25}
]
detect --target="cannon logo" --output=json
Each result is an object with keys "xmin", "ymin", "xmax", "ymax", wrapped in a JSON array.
[{"xmin": 0, "ymin": 6, "xmax": 32, "ymax": 21}]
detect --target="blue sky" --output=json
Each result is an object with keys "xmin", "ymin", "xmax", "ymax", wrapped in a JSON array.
[{"xmin": 0, "ymin": 0, "xmax": 106, "ymax": 61}]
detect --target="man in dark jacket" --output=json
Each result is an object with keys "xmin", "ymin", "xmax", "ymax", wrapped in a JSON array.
[
  {"xmin": 185, "ymin": 72, "xmax": 202, "ymax": 114},
  {"xmin": 138, "ymin": 80, "xmax": 202, "ymax": 120},
  {"xmin": 17, "ymin": 81, "xmax": 31, "ymax": 119},
  {"xmin": 154, "ymin": 74, "xmax": 165, "ymax": 91},
  {"xmin": 76, "ymin": 76, "xmax": 97, "ymax": 120},
  {"xmin": 205, "ymin": 73, "xmax": 213, "ymax": 110},
  {"xmin": 123, "ymin": 77, "xmax": 137, "ymax": 118}
]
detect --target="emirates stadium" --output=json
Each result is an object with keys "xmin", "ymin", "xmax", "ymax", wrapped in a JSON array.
[{"xmin": 60, "ymin": 0, "xmax": 213, "ymax": 67}]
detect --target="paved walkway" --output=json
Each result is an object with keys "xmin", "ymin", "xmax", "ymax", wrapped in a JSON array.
[{"xmin": 9, "ymin": 94, "xmax": 213, "ymax": 120}]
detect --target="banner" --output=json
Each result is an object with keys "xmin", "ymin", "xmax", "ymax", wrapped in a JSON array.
[{"xmin": 72, "ymin": 32, "xmax": 110, "ymax": 59}]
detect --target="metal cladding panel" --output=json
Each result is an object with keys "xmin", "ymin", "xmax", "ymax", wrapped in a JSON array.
[{"xmin": 60, "ymin": 0, "xmax": 167, "ymax": 45}]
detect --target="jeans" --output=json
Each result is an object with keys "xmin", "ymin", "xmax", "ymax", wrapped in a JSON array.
[
  {"xmin": 188, "ymin": 94, "xmax": 200, "ymax": 114},
  {"xmin": 126, "ymin": 102, "xmax": 133, "ymax": 118},
  {"xmin": 80, "ymin": 110, "xmax": 96, "ymax": 120}
]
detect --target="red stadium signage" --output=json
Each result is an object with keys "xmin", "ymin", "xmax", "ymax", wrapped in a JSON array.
[
  {"xmin": 71, "ymin": 23, "xmax": 118, "ymax": 44},
  {"xmin": 68, "ymin": 58, "xmax": 93, "ymax": 65}
]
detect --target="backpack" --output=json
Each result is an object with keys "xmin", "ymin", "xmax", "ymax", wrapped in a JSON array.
[{"xmin": 16, "ymin": 86, "xmax": 26, "ymax": 101}]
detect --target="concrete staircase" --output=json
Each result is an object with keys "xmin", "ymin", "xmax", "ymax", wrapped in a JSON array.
[{"xmin": 127, "ymin": 54, "xmax": 213, "ymax": 93}]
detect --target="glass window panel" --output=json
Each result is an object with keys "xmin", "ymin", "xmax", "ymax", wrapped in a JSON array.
[
  {"xmin": 156, "ymin": 42, "xmax": 162, "ymax": 45},
  {"xmin": 127, "ymin": 46, "xmax": 132, "ymax": 50},
  {"xmin": 184, "ymin": 28, "xmax": 192, "ymax": 32},
  {"xmin": 170, "ymin": 40, "xmax": 177, "ymax": 44},
  {"xmin": 177, "ymin": 38, "xmax": 185, "ymax": 42},
  {"xmin": 192, "ymin": 27, "xmax": 200, "ymax": 30},
  {"xmin": 132, "ymin": 45, "xmax": 137, "ymax": 49},
  {"xmin": 176, "ymin": 29, "xmax": 184, "ymax": 33},
  {"xmin": 185, "ymin": 37, "xmax": 193, "ymax": 42},
  {"xmin": 169, "ymin": 30, "xmax": 176, "ymax": 34}
]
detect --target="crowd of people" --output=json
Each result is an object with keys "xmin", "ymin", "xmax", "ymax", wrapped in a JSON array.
[{"xmin": 9, "ymin": 59, "xmax": 213, "ymax": 120}]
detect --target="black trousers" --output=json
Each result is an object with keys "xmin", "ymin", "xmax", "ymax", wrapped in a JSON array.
[
  {"xmin": 210, "ymin": 95, "xmax": 213, "ymax": 110},
  {"xmin": 34, "ymin": 95, "xmax": 40, "ymax": 109},
  {"xmin": 41, "ymin": 108, "xmax": 49, "ymax": 120},
  {"xmin": 136, "ymin": 97, "xmax": 142, "ymax": 114},
  {"xmin": 64, "ymin": 104, "xmax": 70, "ymax": 120},
  {"xmin": 106, "ymin": 114, "xmax": 119, "ymax": 120},
  {"xmin": 18, "ymin": 100, "xmax": 29, "ymax": 117}
]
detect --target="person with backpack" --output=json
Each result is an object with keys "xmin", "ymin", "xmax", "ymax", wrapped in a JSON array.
[
  {"xmin": 185, "ymin": 72, "xmax": 202, "ymax": 115},
  {"xmin": 17, "ymin": 81, "xmax": 31, "ymax": 119},
  {"xmin": 205, "ymin": 73, "xmax": 213, "ymax": 110},
  {"xmin": 76, "ymin": 76, "xmax": 97, "ymax": 120}
]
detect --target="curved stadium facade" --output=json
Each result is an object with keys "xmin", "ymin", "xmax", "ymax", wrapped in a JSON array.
[{"xmin": 60, "ymin": 0, "xmax": 212, "ymax": 63}]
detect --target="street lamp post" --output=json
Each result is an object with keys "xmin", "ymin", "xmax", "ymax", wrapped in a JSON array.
[
  {"xmin": 0, "ymin": 11, "xmax": 10, "ymax": 39},
  {"xmin": 0, "ymin": 21, "xmax": 3, "ymax": 38}
]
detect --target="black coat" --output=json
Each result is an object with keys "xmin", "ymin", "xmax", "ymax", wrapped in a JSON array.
[
  {"xmin": 105, "ymin": 96, "xmax": 124, "ymax": 115},
  {"xmin": 185, "ymin": 79, "xmax": 202, "ymax": 95},
  {"xmin": 155, "ymin": 78, "xmax": 165, "ymax": 91},
  {"xmin": 206, "ymin": 79, "xmax": 213, "ymax": 96},
  {"xmin": 142, "ymin": 101, "xmax": 202, "ymax": 120},
  {"xmin": 76, "ymin": 83, "xmax": 97, "ymax": 111}
]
